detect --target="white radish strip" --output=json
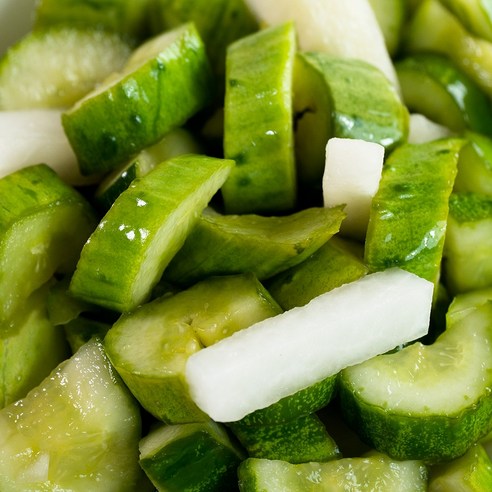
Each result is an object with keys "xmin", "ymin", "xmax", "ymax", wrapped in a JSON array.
[
  {"xmin": 323, "ymin": 137, "xmax": 384, "ymax": 241},
  {"xmin": 408, "ymin": 113, "xmax": 454, "ymax": 144},
  {"xmin": 244, "ymin": 0, "xmax": 399, "ymax": 90},
  {"xmin": 186, "ymin": 268, "xmax": 433, "ymax": 422},
  {"xmin": 0, "ymin": 110, "xmax": 96, "ymax": 185}
]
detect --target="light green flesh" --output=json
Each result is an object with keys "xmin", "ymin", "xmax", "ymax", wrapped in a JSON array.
[
  {"xmin": 0, "ymin": 339, "xmax": 143, "ymax": 491},
  {"xmin": 0, "ymin": 27, "xmax": 131, "ymax": 109},
  {"xmin": 439, "ymin": 0, "xmax": 492, "ymax": 42},
  {"xmin": 238, "ymin": 455, "xmax": 428, "ymax": 492},
  {"xmin": 222, "ymin": 22, "xmax": 297, "ymax": 214},
  {"xmin": 69, "ymin": 155, "xmax": 234, "ymax": 313}
]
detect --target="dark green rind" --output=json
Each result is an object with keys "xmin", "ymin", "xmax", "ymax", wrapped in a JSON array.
[
  {"xmin": 164, "ymin": 206, "xmax": 345, "ymax": 287},
  {"xmin": 222, "ymin": 22, "xmax": 297, "ymax": 214},
  {"xmin": 70, "ymin": 155, "xmax": 234, "ymax": 313},
  {"xmin": 62, "ymin": 23, "xmax": 213, "ymax": 175},
  {"xmin": 364, "ymin": 138, "xmax": 464, "ymax": 286},
  {"xmin": 229, "ymin": 413, "xmax": 341, "ymax": 464}
]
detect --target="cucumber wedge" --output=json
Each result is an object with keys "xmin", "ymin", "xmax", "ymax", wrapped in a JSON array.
[
  {"xmin": 70, "ymin": 154, "xmax": 234, "ymax": 313},
  {"xmin": 62, "ymin": 23, "xmax": 213, "ymax": 175},
  {"xmin": 339, "ymin": 302, "xmax": 492, "ymax": 463}
]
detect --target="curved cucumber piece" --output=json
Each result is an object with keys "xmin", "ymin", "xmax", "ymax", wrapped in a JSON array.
[
  {"xmin": 368, "ymin": 0, "xmax": 407, "ymax": 56},
  {"xmin": 62, "ymin": 23, "xmax": 213, "ymax": 175},
  {"xmin": 70, "ymin": 154, "xmax": 234, "ymax": 313},
  {"xmin": 222, "ymin": 22, "xmax": 296, "ymax": 214},
  {"xmin": 0, "ymin": 164, "xmax": 97, "ymax": 326},
  {"xmin": 364, "ymin": 138, "xmax": 464, "ymax": 286},
  {"xmin": 339, "ymin": 302, "xmax": 492, "ymax": 462},
  {"xmin": 396, "ymin": 53, "xmax": 492, "ymax": 135},
  {"xmin": 294, "ymin": 52, "xmax": 408, "ymax": 189},
  {"xmin": 238, "ymin": 454, "xmax": 428, "ymax": 492},
  {"xmin": 439, "ymin": 0, "xmax": 492, "ymax": 42},
  {"xmin": 164, "ymin": 205, "xmax": 345, "ymax": 287},
  {"xmin": 0, "ymin": 27, "xmax": 131, "ymax": 109},
  {"xmin": 139, "ymin": 420, "xmax": 244, "ymax": 491}
]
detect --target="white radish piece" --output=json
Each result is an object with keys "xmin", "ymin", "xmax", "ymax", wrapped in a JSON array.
[
  {"xmin": 0, "ymin": 110, "xmax": 95, "ymax": 185},
  {"xmin": 186, "ymin": 268, "xmax": 433, "ymax": 422},
  {"xmin": 407, "ymin": 113, "xmax": 454, "ymax": 144},
  {"xmin": 323, "ymin": 137, "xmax": 384, "ymax": 241},
  {"xmin": 243, "ymin": 0, "xmax": 400, "ymax": 90}
]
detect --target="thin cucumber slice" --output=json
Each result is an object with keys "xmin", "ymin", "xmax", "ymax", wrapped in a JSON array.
[
  {"xmin": 229, "ymin": 413, "xmax": 341, "ymax": 464},
  {"xmin": 439, "ymin": 0, "xmax": 492, "ymax": 42},
  {"xmin": 0, "ymin": 27, "xmax": 131, "ymax": 109},
  {"xmin": 222, "ymin": 22, "xmax": 297, "ymax": 214},
  {"xmin": 364, "ymin": 138, "xmax": 464, "ymax": 286},
  {"xmin": 396, "ymin": 53, "xmax": 492, "ymax": 135},
  {"xmin": 444, "ymin": 191, "xmax": 492, "ymax": 294},
  {"xmin": 70, "ymin": 154, "xmax": 234, "ymax": 313},
  {"xmin": 368, "ymin": 0, "xmax": 407, "ymax": 56},
  {"xmin": 62, "ymin": 23, "xmax": 213, "ymax": 175},
  {"xmin": 339, "ymin": 302, "xmax": 492, "ymax": 463},
  {"xmin": 164, "ymin": 205, "xmax": 346, "ymax": 287},
  {"xmin": 139, "ymin": 420, "xmax": 244, "ymax": 491},
  {"xmin": 237, "ymin": 454, "xmax": 428, "ymax": 492},
  {"xmin": 104, "ymin": 273, "xmax": 280, "ymax": 423},
  {"xmin": 0, "ymin": 338, "xmax": 144, "ymax": 491},
  {"xmin": 294, "ymin": 52, "xmax": 408, "ymax": 189},
  {"xmin": 0, "ymin": 164, "xmax": 97, "ymax": 327}
]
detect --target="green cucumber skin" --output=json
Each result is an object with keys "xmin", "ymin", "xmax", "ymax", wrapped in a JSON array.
[
  {"xmin": 364, "ymin": 138, "xmax": 463, "ymax": 285},
  {"xmin": 222, "ymin": 22, "xmax": 297, "ymax": 214},
  {"xmin": 164, "ymin": 206, "xmax": 345, "ymax": 288},
  {"xmin": 63, "ymin": 24, "xmax": 214, "ymax": 175}
]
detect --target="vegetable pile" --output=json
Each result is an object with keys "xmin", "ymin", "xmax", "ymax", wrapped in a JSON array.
[{"xmin": 1, "ymin": 0, "xmax": 492, "ymax": 490}]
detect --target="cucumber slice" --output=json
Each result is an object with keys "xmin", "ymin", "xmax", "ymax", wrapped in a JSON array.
[
  {"xmin": 339, "ymin": 302, "xmax": 492, "ymax": 462},
  {"xmin": 439, "ymin": 0, "xmax": 492, "ymax": 42},
  {"xmin": 0, "ymin": 338, "xmax": 144, "ymax": 491},
  {"xmin": 70, "ymin": 154, "xmax": 234, "ymax": 313},
  {"xmin": 104, "ymin": 273, "xmax": 280, "ymax": 423},
  {"xmin": 139, "ymin": 420, "xmax": 244, "ymax": 491},
  {"xmin": 267, "ymin": 236, "xmax": 368, "ymax": 310},
  {"xmin": 0, "ymin": 27, "xmax": 131, "ymax": 109},
  {"xmin": 396, "ymin": 53, "xmax": 492, "ymax": 135},
  {"xmin": 163, "ymin": 205, "xmax": 346, "ymax": 287},
  {"xmin": 444, "ymin": 191, "xmax": 492, "ymax": 294},
  {"xmin": 222, "ymin": 22, "xmax": 297, "ymax": 214},
  {"xmin": 0, "ymin": 164, "xmax": 97, "ymax": 327},
  {"xmin": 294, "ymin": 52, "xmax": 408, "ymax": 189},
  {"xmin": 237, "ymin": 454, "xmax": 428, "ymax": 491},
  {"xmin": 62, "ymin": 23, "xmax": 213, "ymax": 175},
  {"xmin": 446, "ymin": 286, "xmax": 492, "ymax": 326},
  {"xmin": 368, "ymin": 0, "xmax": 407, "ymax": 56},
  {"xmin": 364, "ymin": 138, "xmax": 464, "ymax": 286}
]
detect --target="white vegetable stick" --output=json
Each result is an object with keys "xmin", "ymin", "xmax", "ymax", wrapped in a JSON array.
[
  {"xmin": 186, "ymin": 268, "xmax": 433, "ymax": 422},
  {"xmin": 408, "ymin": 113, "xmax": 454, "ymax": 144}
]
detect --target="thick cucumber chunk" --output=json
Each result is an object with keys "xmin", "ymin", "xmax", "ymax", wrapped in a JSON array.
[
  {"xmin": 139, "ymin": 420, "xmax": 244, "ymax": 491},
  {"xmin": 70, "ymin": 154, "xmax": 234, "ymax": 313},
  {"xmin": 0, "ymin": 164, "xmax": 97, "ymax": 327},
  {"xmin": 0, "ymin": 27, "xmax": 131, "ymax": 109},
  {"xmin": 339, "ymin": 302, "xmax": 492, "ymax": 463},
  {"xmin": 237, "ymin": 454, "xmax": 428, "ymax": 492},
  {"xmin": 364, "ymin": 138, "xmax": 464, "ymax": 286},
  {"xmin": 164, "ymin": 205, "xmax": 345, "ymax": 287},
  {"xmin": 0, "ymin": 338, "xmax": 144, "ymax": 491},
  {"xmin": 222, "ymin": 22, "xmax": 297, "ymax": 214},
  {"xmin": 62, "ymin": 23, "xmax": 214, "ymax": 175}
]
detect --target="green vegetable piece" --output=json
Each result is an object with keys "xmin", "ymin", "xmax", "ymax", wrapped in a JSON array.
[
  {"xmin": 0, "ymin": 338, "xmax": 144, "ymax": 491},
  {"xmin": 139, "ymin": 420, "xmax": 244, "ymax": 492},
  {"xmin": 339, "ymin": 302, "xmax": 492, "ymax": 463},
  {"xmin": 237, "ymin": 454, "xmax": 428, "ymax": 491},
  {"xmin": 0, "ymin": 27, "xmax": 131, "ymax": 109},
  {"xmin": 368, "ymin": 0, "xmax": 407, "ymax": 56},
  {"xmin": 104, "ymin": 273, "xmax": 280, "ymax": 423},
  {"xmin": 444, "ymin": 191, "xmax": 492, "ymax": 294},
  {"xmin": 229, "ymin": 413, "xmax": 341, "ymax": 464},
  {"xmin": 222, "ymin": 22, "xmax": 297, "ymax": 214},
  {"xmin": 446, "ymin": 286, "xmax": 492, "ymax": 326},
  {"xmin": 364, "ymin": 138, "xmax": 464, "ymax": 286},
  {"xmin": 70, "ymin": 154, "xmax": 234, "ymax": 313},
  {"xmin": 439, "ymin": 0, "xmax": 492, "ymax": 42},
  {"xmin": 62, "ymin": 23, "xmax": 214, "ymax": 175},
  {"xmin": 294, "ymin": 51, "xmax": 408, "ymax": 190},
  {"xmin": 267, "ymin": 236, "xmax": 369, "ymax": 310},
  {"xmin": 164, "ymin": 205, "xmax": 345, "ymax": 287},
  {"xmin": 0, "ymin": 164, "xmax": 97, "ymax": 327},
  {"xmin": 63, "ymin": 317, "xmax": 112, "ymax": 354},
  {"xmin": 396, "ymin": 53, "xmax": 492, "ymax": 135}
]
